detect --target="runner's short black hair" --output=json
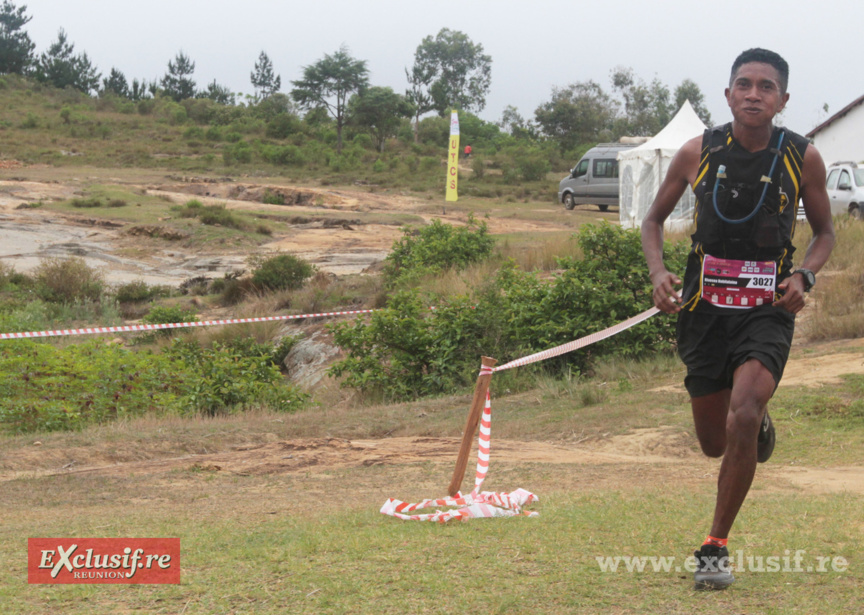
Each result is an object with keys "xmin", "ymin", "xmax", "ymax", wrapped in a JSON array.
[{"xmin": 730, "ymin": 48, "xmax": 789, "ymax": 93}]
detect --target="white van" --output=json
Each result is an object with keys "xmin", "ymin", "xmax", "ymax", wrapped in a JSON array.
[{"xmin": 558, "ymin": 143, "xmax": 636, "ymax": 212}]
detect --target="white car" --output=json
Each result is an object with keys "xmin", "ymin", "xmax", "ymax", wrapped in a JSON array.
[{"xmin": 826, "ymin": 161, "xmax": 864, "ymax": 218}]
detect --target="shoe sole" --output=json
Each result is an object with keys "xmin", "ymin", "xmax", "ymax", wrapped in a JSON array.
[
  {"xmin": 694, "ymin": 572, "xmax": 735, "ymax": 590},
  {"xmin": 757, "ymin": 414, "xmax": 776, "ymax": 463}
]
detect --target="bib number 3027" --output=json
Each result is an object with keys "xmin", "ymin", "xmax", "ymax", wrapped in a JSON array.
[{"xmin": 700, "ymin": 255, "xmax": 776, "ymax": 309}]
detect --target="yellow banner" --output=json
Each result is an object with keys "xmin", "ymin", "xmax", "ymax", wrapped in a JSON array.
[{"xmin": 446, "ymin": 110, "xmax": 459, "ymax": 202}]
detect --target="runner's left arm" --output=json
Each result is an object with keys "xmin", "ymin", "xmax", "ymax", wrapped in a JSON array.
[{"xmin": 774, "ymin": 145, "xmax": 835, "ymax": 314}]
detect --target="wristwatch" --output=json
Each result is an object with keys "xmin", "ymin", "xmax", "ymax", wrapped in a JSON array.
[{"xmin": 794, "ymin": 268, "xmax": 816, "ymax": 292}]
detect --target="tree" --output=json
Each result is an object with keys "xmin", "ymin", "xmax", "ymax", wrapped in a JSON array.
[
  {"xmin": 0, "ymin": 0, "xmax": 33, "ymax": 74},
  {"xmin": 101, "ymin": 67, "xmax": 128, "ymax": 98},
  {"xmin": 349, "ymin": 86, "xmax": 414, "ymax": 152},
  {"xmin": 674, "ymin": 78, "xmax": 712, "ymax": 126},
  {"xmin": 161, "ymin": 51, "xmax": 196, "ymax": 102},
  {"xmin": 404, "ymin": 63, "xmax": 436, "ymax": 143},
  {"xmin": 610, "ymin": 67, "xmax": 672, "ymax": 136},
  {"xmin": 199, "ymin": 79, "xmax": 235, "ymax": 105},
  {"xmin": 250, "ymin": 51, "xmax": 281, "ymax": 100},
  {"xmin": 497, "ymin": 105, "xmax": 536, "ymax": 140},
  {"xmin": 409, "ymin": 28, "xmax": 492, "ymax": 116},
  {"xmin": 129, "ymin": 78, "xmax": 152, "ymax": 101},
  {"xmin": 535, "ymin": 81, "xmax": 618, "ymax": 152},
  {"xmin": 291, "ymin": 45, "xmax": 369, "ymax": 153},
  {"xmin": 34, "ymin": 29, "xmax": 100, "ymax": 94}
]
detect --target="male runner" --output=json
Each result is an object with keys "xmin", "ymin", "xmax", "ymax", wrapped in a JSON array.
[{"xmin": 641, "ymin": 48, "xmax": 835, "ymax": 590}]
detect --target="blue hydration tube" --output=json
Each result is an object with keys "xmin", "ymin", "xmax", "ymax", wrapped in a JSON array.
[{"xmin": 712, "ymin": 131, "xmax": 785, "ymax": 224}]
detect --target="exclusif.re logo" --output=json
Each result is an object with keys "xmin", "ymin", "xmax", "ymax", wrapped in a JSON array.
[{"xmin": 28, "ymin": 538, "xmax": 180, "ymax": 584}]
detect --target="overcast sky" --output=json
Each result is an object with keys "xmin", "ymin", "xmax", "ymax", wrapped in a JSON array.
[{"xmin": 18, "ymin": 0, "xmax": 863, "ymax": 136}]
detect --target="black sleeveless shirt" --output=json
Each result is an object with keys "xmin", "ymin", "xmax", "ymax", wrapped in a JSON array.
[{"xmin": 681, "ymin": 123, "xmax": 809, "ymax": 312}]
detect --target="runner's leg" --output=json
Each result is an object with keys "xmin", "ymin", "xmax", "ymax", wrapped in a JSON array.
[
  {"xmin": 709, "ymin": 358, "xmax": 775, "ymax": 538},
  {"xmin": 691, "ymin": 390, "xmax": 731, "ymax": 458}
]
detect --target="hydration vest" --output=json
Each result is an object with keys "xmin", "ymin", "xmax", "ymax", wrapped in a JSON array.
[{"xmin": 681, "ymin": 123, "xmax": 809, "ymax": 310}]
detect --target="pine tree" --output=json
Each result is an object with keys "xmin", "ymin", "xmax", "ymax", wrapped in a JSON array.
[
  {"xmin": 0, "ymin": 0, "xmax": 34, "ymax": 74},
  {"xmin": 250, "ymin": 51, "xmax": 281, "ymax": 101},
  {"xmin": 160, "ymin": 51, "xmax": 196, "ymax": 102}
]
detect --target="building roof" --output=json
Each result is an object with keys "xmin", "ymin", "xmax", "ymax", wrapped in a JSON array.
[{"xmin": 806, "ymin": 93, "xmax": 864, "ymax": 138}]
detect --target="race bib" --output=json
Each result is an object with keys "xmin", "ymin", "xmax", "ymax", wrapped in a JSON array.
[{"xmin": 701, "ymin": 255, "xmax": 776, "ymax": 309}]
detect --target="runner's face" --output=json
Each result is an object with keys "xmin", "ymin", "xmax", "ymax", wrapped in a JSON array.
[{"xmin": 725, "ymin": 62, "xmax": 789, "ymax": 127}]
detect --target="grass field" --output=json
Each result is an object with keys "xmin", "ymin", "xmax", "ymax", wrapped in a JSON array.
[{"xmin": 1, "ymin": 344, "xmax": 862, "ymax": 614}]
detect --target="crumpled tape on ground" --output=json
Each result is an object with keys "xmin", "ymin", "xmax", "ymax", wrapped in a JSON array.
[
  {"xmin": 380, "ymin": 488, "xmax": 539, "ymax": 522},
  {"xmin": 381, "ymin": 392, "xmax": 538, "ymax": 522}
]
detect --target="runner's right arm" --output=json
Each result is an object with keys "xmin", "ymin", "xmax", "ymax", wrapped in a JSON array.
[{"xmin": 641, "ymin": 136, "xmax": 701, "ymax": 314}]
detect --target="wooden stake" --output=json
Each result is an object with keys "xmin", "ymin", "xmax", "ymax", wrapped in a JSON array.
[{"xmin": 448, "ymin": 356, "xmax": 497, "ymax": 496}]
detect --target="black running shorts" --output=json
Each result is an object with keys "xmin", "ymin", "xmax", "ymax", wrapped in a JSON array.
[{"xmin": 676, "ymin": 306, "xmax": 795, "ymax": 398}]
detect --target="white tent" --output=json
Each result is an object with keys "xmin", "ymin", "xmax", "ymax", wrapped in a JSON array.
[{"xmin": 618, "ymin": 100, "xmax": 708, "ymax": 231}]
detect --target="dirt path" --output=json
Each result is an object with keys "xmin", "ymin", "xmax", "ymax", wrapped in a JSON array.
[
  {"xmin": 0, "ymin": 177, "xmax": 574, "ymax": 283},
  {"xmin": 5, "ymin": 429, "xmax": 863, "ymax": 497}
]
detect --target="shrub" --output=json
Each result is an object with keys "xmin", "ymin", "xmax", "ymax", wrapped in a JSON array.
[
  {"xmin": 115, "ymin": 280, "xmax": 156, "ymax": 303},
  {"xmin": 0, "ymin": 338, "xmax": 308, "ymax": 432},
  {"xmin": 329, "ymin": 222, "xmax": 689, "ymax": 401},
  {"xmin": 261, "ymin": 189, "xmax": 284, "ymax": 205},
  {"xmin": 266, "ymin": 113, "xmax": 302, "ymax": 139},
  {"xmin": 168, "ymin": 340, "xmax": 308, "ymax": 416},
  {"xmin": 71, "ymin": 197, "xmax": 102, "ymax": 208},
  {"xmin": 0, "ymin": 261, "xmax": 16, "ymax": 290},
  {"xmin": 471, "ymin": 155, "xmax": 485, "ymax": 179},
  {"xmin": 383, "ymin": 216, "xmax": 495, "ymax": 287},
  {"xmin": 21, "ymin": 112, "xmax": 38, "ymax": 129},
  {"xmin": 34, "ymin": 257, "xmax": 104, "ymax": 303},
  {"xmin": 141, "ymin": 305, "xmax": 198, "ymax": 337},
  {"xmin": 197, "ymin": 205, "xmax": 242, "ymax": 228},
  {"xmin": 174, "ymin": 201, "xmax": 243, "ymax": 229},
  {"xmin": 184, "ymin": 126, "xmax": 206, "ymax": 140},
  {"xmin": 223, "ymin": 141, "xmax": 252, "ymax": 164},
  {"xmin": 517, "ymin": 148, "xmax": 551, "ymax": 181},
  {"xmin": 250, "ymin": 254, "xmax": 314, "ymax": 291},
  {"xmin": 264, "ymin": 144, "xmax": 304, "ymax": 167},
  {"xmin": 218, "ymin": 277, "xmax": 256, "ymax": 306}
]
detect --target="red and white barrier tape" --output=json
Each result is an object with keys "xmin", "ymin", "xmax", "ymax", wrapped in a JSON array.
[
  {"xmin": 383, "ymin": 306, "xmax": 660, "ymax": 522},
  {"xmin": 0, "ymin": 308, "xmax": 379, "ymax": 340},
  {"xmin": 493, "ymin": 306, "xmax": 660, "ymax": 372},
  {"xmin": 381, "ymin": 392, "xmax": 539, "ymax": 522}
]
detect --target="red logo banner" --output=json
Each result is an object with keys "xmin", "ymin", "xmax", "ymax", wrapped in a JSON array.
[{"xmin": 28, "ymin": 538, "xmax": 180, "ymax": 584}]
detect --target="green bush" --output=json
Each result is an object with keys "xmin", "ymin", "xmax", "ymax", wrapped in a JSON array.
[
  {"xmin": 0, "ymin": 338, "xmax": 309, "ymax": 432},
  {"xmin": 264, "ymin": 144, "xmax": 305, "ymax": 167},
  {"xmin": 142, "ymin": 305, "xmax": 198, "ymax": 325},
  {"xmin": 115, "ymin": 280, "xmax": 156, "ymax": 303},
  {"xmin": 328, "ymin": 291, "xmax": 496, "ymax": 400},
  {"xmin": 251, "ymin": 254, "xmax": 314, "ymax": 291},
  {"xmin": 174, "ymin": 201, "xmax": 243, "ymax": 229},
  {"xmin": 141, "ymin": 305, "xmax": 198, "ymax": 337},
  {"xmin": 383, "ymin": 216, "xmax": 495, "ymax": 287},
  {"xmin": 266, "ymin": 113, "xmax": 302, "ymax": 139},
  {"xmin": 168, "ymin": 340, "xmax": 308, "ymax": 416},
  {"xmin": 197, "ymin": 205, "xmax": 242, "ymax": 228},
  {"xmin": 471, "ymin": 155, "xmax": 485, "ymax": 179},
  {"xmin": 329, "ymin": 222, "xmax": 688, "ymax": 401},
  {"xmin": 223, "ymin": 141, "xmax": 252, "ymax": 164},
  {"xmin": 71, "ymin": 197, "xmax": 102, "ymax": 208},
  {"xmin": 34, "ymin": 257, "xmax": 104, "ymax": 304},
  {"xmin": 517, "ymin": 148, "xmax": 551, "ymax": 181},
  {"xmin": 261, "ymin": 188, "xmax": 284, "ymax": 205}
]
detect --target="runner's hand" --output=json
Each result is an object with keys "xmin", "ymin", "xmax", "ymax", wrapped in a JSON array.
[
  {"xmin": 774, "ymin": 274, "xmax": 806, "ymax": 314},
  {"xmin": 651, "ymin": 270, "xmax": 682, "ymax": 314}
]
